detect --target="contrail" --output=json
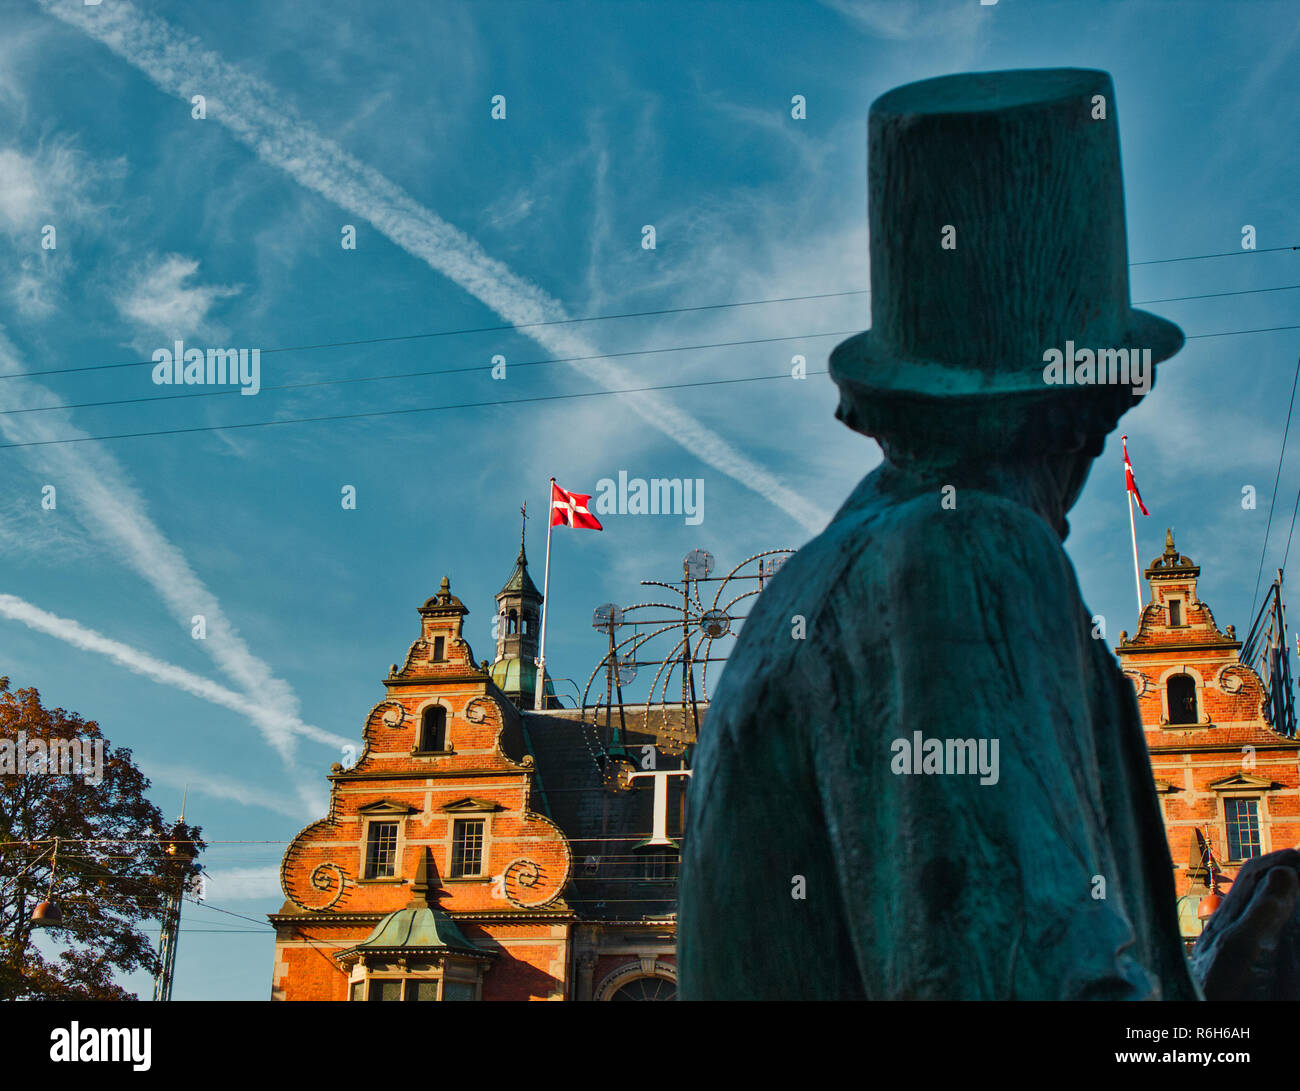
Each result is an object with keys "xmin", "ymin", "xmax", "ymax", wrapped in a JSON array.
[
  {"xmin": 142, "ymin": 760, "xmax": 312, "ymax": 821},
  {"xmin": 36, "ymin": 0, "xmax": 830, "ymax": 532},
  {"xmin": 0, "ymin": 330, "xmax": 336, "ymax": 815},
  {"xmin": 0, "ymin": 593, "xmax": 346, "ymax": 754}
]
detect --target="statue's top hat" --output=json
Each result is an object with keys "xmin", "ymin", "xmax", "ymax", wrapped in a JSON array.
[{"xmin": 830, "ymin": 68, "xmax": 1182, "ymax": 401}]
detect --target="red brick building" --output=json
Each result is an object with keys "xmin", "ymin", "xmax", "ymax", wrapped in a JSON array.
[
  {"xmin": 270, "ymin": 536, "xmax": 685, "ymax": 1000},
  {"xmin": 1117, "ymin": 530, "xmax": 1300, "ymax": 942}
]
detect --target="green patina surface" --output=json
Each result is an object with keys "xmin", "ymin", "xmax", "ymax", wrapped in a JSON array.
[{"xmin": 679, "ymin": 68, "xmax": 1203, "ymax": 1000}]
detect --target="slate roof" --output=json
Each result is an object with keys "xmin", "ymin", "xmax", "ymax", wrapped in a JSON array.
[{"xmin": 522, "ymin": 704, "xmax": 702, "ymax": 922}]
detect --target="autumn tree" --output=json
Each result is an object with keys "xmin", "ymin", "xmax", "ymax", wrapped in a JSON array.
[{"xmin": 0, "ymin": 676, "xmax": 204, "ymax": 999}]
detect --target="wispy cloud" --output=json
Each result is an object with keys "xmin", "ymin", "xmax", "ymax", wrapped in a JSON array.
[
  {"xmin": 820, "ymin": 0, "xmax": 984, "ymax": 42},
  {"xmin": 37, "ymin": 0, "xmax": 828, "ymax": 533},
  {"xmin": 193, "ymin": 864, "xmax": 282, "ymax": 901},
  {"xmin": 0, "ymin": 140, "xmax": 118, "ymax": 318},
  {"xmin": 115, "ymin": 253, "xmax": 242, "ymax": 344},
  {"xmin": 0, "ymin": 593, "xmax": 347, "ymax": 755},
  {"xmin": 0, "ymin": 330, "xmax": 335, "ymax": 815},
  {"xmin": 141, "ymin": 761, "xmax": 310, "ymax": 821}
]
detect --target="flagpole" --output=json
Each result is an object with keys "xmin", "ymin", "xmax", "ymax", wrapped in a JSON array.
[
  {"xmin": 535, "ymin": 478, "xmax": 555, "ymax": 711},
  {"xmin": 1123, "ymin": 436, "xmax": 1143, "ymax": 618},
  {"xmin": 1128, "ymin": 487, "xmax": 1143, "ymax": 618}
]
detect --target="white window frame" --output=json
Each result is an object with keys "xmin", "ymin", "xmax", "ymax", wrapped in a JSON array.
[
  {"xmin": 360, "ymin": 816, "xmax": 405, "ymax": 881},
  {"xmin": 449, "ymin": 816, "xmax": 489, "ymax": 879},
  {"xmin": 1221, "ymin": 793, "xmax": 1268, "ymax": 863}
]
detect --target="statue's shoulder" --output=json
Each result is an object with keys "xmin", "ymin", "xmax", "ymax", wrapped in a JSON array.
[
  {"xmin": 814, "ymin": 471, "xmax": 1070, "ymax": 588},
  {"xmin": 716, "ymin": 475, "xmax": 1075, "ymax": 705}
]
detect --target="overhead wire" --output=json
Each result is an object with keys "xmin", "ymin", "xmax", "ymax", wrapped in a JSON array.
[
  {"xmin": 0, "ymin": 241, "xmax": 1292, "ymax": 384},
  {"xmin": 1249, "ymin": 354, "xmax": 1300, "ymax": 617}
]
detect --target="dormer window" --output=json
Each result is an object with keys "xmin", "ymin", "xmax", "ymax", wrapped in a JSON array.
[
  {"xmin": 1168, "ymin": 597, "xmax": 1183, "ymax": 627},
  {"xmin": 417, "ymin": 706, "xmax": 448, "ymax": 753},
  {"xmin": 432, "ymin": 636, "xmax": 445, "ymax": 661},
  {"xmin": 1167, "ymin": 674, "xmax": 1198, "ymax": 725}
]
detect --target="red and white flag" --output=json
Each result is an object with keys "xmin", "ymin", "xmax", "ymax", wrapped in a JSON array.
[
  {"xmin": 1122, "ymin": 435, "xmax": 1149, "ymax": 516},
  {"xmin": 550, "ymin": 480, "xmax": 603, "ymax": 531}
]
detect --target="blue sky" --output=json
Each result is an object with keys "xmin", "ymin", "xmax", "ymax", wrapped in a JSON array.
[{"xmin": 1, "ymin": 0, "xmax": 1297, "ymax": 999}]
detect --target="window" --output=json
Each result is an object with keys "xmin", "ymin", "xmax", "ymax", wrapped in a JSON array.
[
  {"xmin": 1168, "ymin": 598, "xmax": 1183, "ymax": 626},
  {"xmin": 418, "ymin": 706, "xmax": 447, "ymax": 752},
  {"xmin": 1167, "ymin": 674, "xmax": 1198, "ymax": 725},
  {"xmin": 451, "ymin": 818, "xmax": 485, "ymax": 877},
  {"xmin": 443, "ymin": 981, "xmax": 477, "ymax": 1001},
  {"xmin": 365, "ymin": 821, "xmax": 399, "ymax": 879},
  {"xmin": 609, "ymin": 976, "xmax": 677, "ymax": 1000},
  {"xmin": 353, "ymin": 976, "xmax": 478, "ymax": 1001},
  {"xmin": 1226, "ymin": 797, "xmax": 1262, "ymax": 860},
  {"xmin": 404, "ymin": 980, "xmax": 440, "ymax": 1002},
  {"xmin": 639, "ymin": 848, "xmax": 679, "ymax": 881},
  {"xmin": 432, "ymin": 636, "xmax": 445, "ymax": 661},
  {"xmin": 368, "ymin": 979, "xmax": 403, "ymax": 1001},
  {"xmin": 508, "ymin": 610, "xmax": 518, "ymax": 634}
]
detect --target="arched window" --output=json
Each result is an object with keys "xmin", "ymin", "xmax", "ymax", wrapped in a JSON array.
[
  {"xmin": 508, "ymin": 610, "xmax": 518, "ymax": 635},
  {"xmin": 418, "ymin": 705, "xmax": 447, "ymax": 752},
  {"xmin": 1167, "ymin": 674, "xmax": 1198, "ymax": 725},
  {"xmin": 608, "ymin": 976, "xmax": 676, "ymax": 1001}
]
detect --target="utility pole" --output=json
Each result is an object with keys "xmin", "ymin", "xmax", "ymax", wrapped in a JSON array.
[{"xmin": 153, "ymin": 801, "xmax": 200, "ymax": 1002}]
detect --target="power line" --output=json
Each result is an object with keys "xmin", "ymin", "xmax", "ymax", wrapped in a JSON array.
[
  {"xmin": 1129, "ymin": 244, "xmax": 1299, "ymax": 267},
  {"xmin": 7, "ymin": 290, "xmax": 1300, "ymax": 422},
  {"xmin": 60, "ymin": 851, "xmax": 275, "ymax": 931},
  {"xmin": 0, "ymin": 291, "xmax": 866, "ymax": 382},
  {"xmin": 4, "ymin": 311, "xmax": 1298, "ymax": 452},
  {"xmin": 1, "ymin": 244, "xmax": 1294, "ymax": 384},
  {"xmin": 0, "ymin": 837, "xmax": 284, "ymax": 846},
  {"xmin": 1280, "ymin": 362, "xmax": 1300, "ymax": 578},
  {"xmin": 1135, "ymin": 283, "xmax": 1300, "ymax": 305},
  {"xmin": 1186, "ymin": 323, "xmax": 1300, "ymax": 341},
  {"xmin": 1284, "ymin": 489, "xmax": 1300, "ymax": 577},
  {"xmin": 0, "ymin": 329, "xmax": 856, "ymax": 417},
  {"xmin": 1250, "ymin": 354, "xmax": 1300, "ymax": 619},
  {"xmin": 0, "ymin": 370, "xmax": 829, "ymax": 451}
]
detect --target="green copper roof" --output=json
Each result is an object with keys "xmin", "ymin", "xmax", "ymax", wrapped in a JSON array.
[
  {"xmin": 498, "ymin": 544, "xmax": 542, "ymax": 600},
  {"xmin": 490, "ymin": 656, "xmax": 555, "ymax": 699},
  {"xmin": 352, "ymin": 905, "xmax": 489, "ymax": 958}
]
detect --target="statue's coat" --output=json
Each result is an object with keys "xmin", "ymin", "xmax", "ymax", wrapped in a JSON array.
[{"xmin": 679, "ymin": 465, "xmax": 1201, "ymax": 1000}]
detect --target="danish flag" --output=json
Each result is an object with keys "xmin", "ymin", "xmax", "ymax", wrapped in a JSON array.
[
  {"xmin": 1122, "ymin": 435, "xmax": 1149, "ymax": 516},
  {"xmin": 550, "ymin": 480, "xmax": 603, "ymax": 531}
]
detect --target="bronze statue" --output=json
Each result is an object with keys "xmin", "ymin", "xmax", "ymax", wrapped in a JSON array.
[{"xmin": 679, "ymin": 68, "xmax": 1300, "ymax": 1000}]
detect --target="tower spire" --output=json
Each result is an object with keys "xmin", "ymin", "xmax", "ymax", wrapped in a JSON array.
[{"xmin": 490, "ymin": 503, "xmax": 549, "ymax": 708}]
